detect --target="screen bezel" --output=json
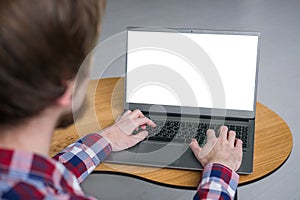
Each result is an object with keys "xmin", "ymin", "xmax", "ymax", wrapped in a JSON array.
[{"xmin": 124, "ymin": 27, "xmax": 261, "ymax": 119}]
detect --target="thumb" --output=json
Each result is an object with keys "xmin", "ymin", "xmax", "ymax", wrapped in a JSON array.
[
  {"xmin": 132, "ymin": 130, "xmax": 148, "ymax": 140},
  {"xmin": 127, "ymin": 131, "xmax": 148, "ymax": 147},
  {"xmin": 189, "ymin": 139, "xmax": 202, "ymax": 158}
]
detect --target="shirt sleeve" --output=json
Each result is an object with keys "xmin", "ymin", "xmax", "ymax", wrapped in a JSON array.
[
  {"xmin": 52, "ymin": 133, "xmax": 112, "ymax": 183},
  {"xmin": 193, "ymin": 163, "xmax": 239, "ymax": 200}
]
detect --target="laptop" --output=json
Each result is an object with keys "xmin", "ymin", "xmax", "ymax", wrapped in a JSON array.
[{"xmin": 104, "ymin": 27, "xmax": 260, "ymax": 174}]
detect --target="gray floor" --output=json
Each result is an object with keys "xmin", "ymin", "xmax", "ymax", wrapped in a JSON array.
[{"xmin": 81, "ymin": 0, "xmax": 300, "ymax": 199}]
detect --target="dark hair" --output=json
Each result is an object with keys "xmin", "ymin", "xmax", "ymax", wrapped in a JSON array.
[{"xmin": 0, "ymin": 0, "xmax": 105, "ymax": 126}]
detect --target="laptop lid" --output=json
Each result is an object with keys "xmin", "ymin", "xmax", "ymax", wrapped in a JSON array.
[{"xmin": 124, "ymin": 27, "xmax": 260, "ymax": 119}]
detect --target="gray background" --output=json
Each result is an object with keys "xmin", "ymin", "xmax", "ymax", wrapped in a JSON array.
[{"xmin": 81, "ymin": 0, "xmax": 300, "ymax": 199}]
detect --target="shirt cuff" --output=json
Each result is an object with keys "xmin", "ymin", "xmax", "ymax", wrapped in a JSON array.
[
  {"xmin": 78, "ymin": 133, "xmax": 112, "ymax": 164},
  {"xmin": 199, "ymin": 163, "xmax": 239, "ymax": 199}
]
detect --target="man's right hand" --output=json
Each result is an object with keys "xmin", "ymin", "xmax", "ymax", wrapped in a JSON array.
[{"xmin": 189, "ymin": 126, "xmax": 243, "ymax": 171}]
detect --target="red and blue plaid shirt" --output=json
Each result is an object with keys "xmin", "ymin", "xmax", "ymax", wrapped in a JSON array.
[{"xmin": 0, "ymin": 133, "xmax": 238, "ymax": 199}]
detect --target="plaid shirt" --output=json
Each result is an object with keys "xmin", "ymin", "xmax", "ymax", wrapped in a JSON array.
[
  {"xmin": 0, "ymin": 133, "xmax": 238, "ymax": 199},
  {"xmin": 194, "ymin": 163, "xmax": 239, "ymax": 200}
]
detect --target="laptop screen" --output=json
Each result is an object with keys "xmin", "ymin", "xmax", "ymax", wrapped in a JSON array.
[{"xmin": 126, "ymin": 29, "xmax": 259, "ymax": 111}]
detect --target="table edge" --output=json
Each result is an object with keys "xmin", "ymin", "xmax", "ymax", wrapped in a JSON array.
[{"xmin": 92, "ymin": 145, "xmax": 292, "ymax": 190}]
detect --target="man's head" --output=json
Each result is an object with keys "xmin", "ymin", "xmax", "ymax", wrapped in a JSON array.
[{"xmin": 0, "ymin": 0, "xmax": 105, "ymax": 128}]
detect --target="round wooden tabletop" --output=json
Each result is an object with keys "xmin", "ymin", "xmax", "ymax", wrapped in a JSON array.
[{"xmin": 51, "ymin": 77, "xmax": 293, "ymax": 189}]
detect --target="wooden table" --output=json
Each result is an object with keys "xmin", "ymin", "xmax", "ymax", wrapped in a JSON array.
[{"xmin": 51, "ymin": 77, "xmax": 293, "ymax": 189}]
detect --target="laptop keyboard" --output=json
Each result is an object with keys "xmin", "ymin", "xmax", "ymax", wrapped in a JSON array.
[{"xmin": 137, "ymin": 119, "xmax": 248, "ymax": 149}]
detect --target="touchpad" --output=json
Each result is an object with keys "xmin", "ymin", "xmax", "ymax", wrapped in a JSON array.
[{"xmin": 135, "ymin": 141, "xmax": 187, "ymax": 165}]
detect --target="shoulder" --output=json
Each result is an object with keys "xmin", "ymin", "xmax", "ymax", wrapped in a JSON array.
[
  {"xmin": 0, "ymin": 180, "xmax": 46, "ymax": 199},
  {"xmin": 0, "ymin": 180, "xmax": 95, "ymax": 200}
]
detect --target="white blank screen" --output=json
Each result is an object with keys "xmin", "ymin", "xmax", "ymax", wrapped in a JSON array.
[{"xmin": 126, "ymin": 30, "xmax": 258, "ymax": 111}]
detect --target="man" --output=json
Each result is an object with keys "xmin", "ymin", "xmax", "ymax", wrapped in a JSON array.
[{"xmin": 0, "ymin": 0, "xmax": 242, "ymax": 199}]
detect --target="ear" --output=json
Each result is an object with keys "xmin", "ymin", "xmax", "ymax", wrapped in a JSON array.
[{"xmin": 55, "ymin": 80, "xmax": 75, "ymax": 108}]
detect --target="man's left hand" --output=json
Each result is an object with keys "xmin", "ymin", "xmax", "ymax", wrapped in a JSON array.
[{"xmin": 100, "ymin": 109, "xmax": 156, "ymax": 151}]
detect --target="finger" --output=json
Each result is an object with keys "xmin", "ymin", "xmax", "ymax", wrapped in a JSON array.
[
  {"xmin": 122, "ymin": 110, "xmax": 132, "ymax": 118},
  {"xmin": 134, "ymin": 117, "xmax": 156, "ymax": 127},
  {"xmin": 235, "ymin": 139, "xmax": 243, "ymax": 170},
  {"xmin": 219, "ymin": 126, "xmax": 228, "ymax": 140},
  {"xmin": 206, "ymin": 129, "xmax": 216, "ymax": 141},
  {"xmin": 228, "ymin": 130, "xmax": 236, "ymax": 146},
  {"xmin": 115, "ymin": 115, "xmax": 122, "ymax": 122},
  {"xmin": 189, "ymin": 139, "xmax": 202, "ymax": 159},
  {"xmin": 235, "ymin": 138, "xmax": 243, "ymax": 149},
  {"xmin": 129, "ymin": 109, "xmax": 144, "ymax": 119}
]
